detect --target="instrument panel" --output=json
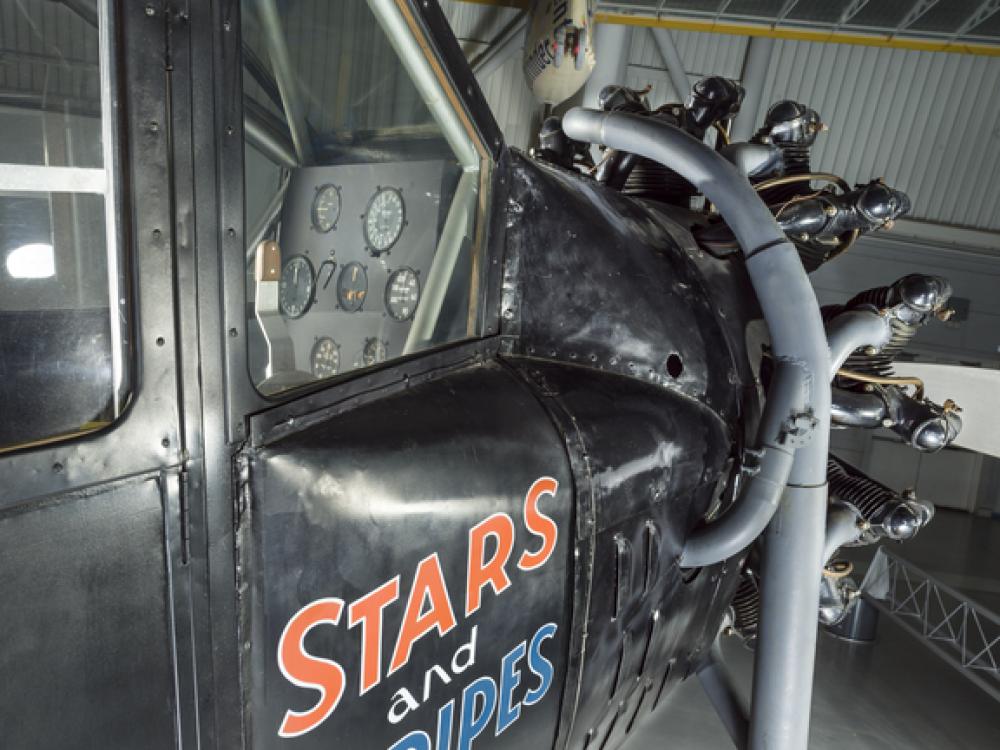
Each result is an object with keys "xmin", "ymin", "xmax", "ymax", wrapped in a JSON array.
[{"xmin": 260, "ymin": 159, "xmax": 459, "ymax": 382}]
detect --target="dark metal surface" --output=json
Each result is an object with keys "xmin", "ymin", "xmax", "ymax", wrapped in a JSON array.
[
  {"xmin": 500, "ymin": 152, "xmax": 751, "ymax": 423},
  {"xmin": 0, "ymin": 474, "xmax": 177, "ymax": 748},
  {"xmin": 513, "ymin": 362, "xmax": 744, "ymax": 750},
  {"xmin": 245, "ymin": 363, "xmax": 573, "ymax": 747},
  {"xmin": 495, "ymin": 150, "xmax": 759, "ymax": 749},
  {"xmin": 0, "ymin": 2, "xmax": 767, "ymax": 748}
]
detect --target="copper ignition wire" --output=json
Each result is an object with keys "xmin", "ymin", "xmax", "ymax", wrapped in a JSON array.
[
  {"xmin": 823, "ymin": 559, "xmax": 854, "ymax": 579},
  {"xmin": 752, "ymin": 172, "xmax": 852, "ymax": 194},
  {"xmin": 836, "ymin": 368, "xmax": 925, "ymax": 401},
  {"xmin": 752, "ymin": 172, "xmax": 859, "ymax": 260}
]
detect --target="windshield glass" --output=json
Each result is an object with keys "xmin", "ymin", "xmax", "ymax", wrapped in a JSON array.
[{"xmin": 242, "ymin": 0, "xmax": 488, "ymax": 396}]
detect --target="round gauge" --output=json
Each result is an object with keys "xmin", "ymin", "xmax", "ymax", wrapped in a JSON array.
[
  {"xmin": 336, "ymin": 261, "xmax": 368, "ymax": 313},
  {"xmin": 311, "ymin": 184, "xmax": 342, "ymax": 233},
  {"xmin": 363, "ymin": 187, "xmax": 405, "ymax": 254},
  {"xmin": 363, "ymin": 337, "xmax": 388, "ymax": 367},
  {"xmin": 385, "ymin": 266, "xmax": 421, "ymax": 321},
  {"xmin": 310, "ymin": 337, "xmax": 341, "ymax": 379},
  {"xmin": 279, "ymin": 255, "xmax": 315, "ymax": 319}
]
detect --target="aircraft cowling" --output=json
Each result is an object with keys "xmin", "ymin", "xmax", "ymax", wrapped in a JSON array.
[{"xmin": 243, "ymin": 151, "xmax": 763, "ymax": 749}]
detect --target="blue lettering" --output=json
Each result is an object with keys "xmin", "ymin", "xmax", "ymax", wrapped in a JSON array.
[
  {"xmin": 437, "ymin": 699, "xmax": 454, "ymax": 750},
  {"xmin": 457, "ymin": 676, "xmax": 497, "ymax": 750},
  {"xmin": 496, "ymin": 641, "xmax": 525, "ymax": 735},
  {"xmin": 388, "ymin": 730, "xmax": 431, "ymax": 750},
  {"xmin": 524, "ymin": 623, "xmax": 557, "ymax": 706}
]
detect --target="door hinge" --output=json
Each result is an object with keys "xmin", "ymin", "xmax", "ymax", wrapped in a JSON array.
[{"xmin": 178, "ymin": 467, "xmax": 191, "ymax": 564}]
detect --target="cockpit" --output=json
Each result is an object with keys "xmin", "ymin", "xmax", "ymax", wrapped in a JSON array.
[{"xmin": 241, "ymin": 0, "xmax": 490, "ymax": 395}]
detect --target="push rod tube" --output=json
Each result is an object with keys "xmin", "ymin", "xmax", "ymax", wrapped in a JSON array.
[
  {"xmin": 822, "ymin": 309, "xmax": 895, "ymax": 565},
  {"xmin": 827, "ymin": 309, "xmax": 893, "ymax": 377},
  {"xmin": 562, "ymin": 108, "xmax": 832, "ymax": 750},
  {"xmin": 831, "ymin": 388, "xmax": 886, "ymax": 428},
  {"xmin": 823, "ymin": 505, "xmax": 862, "ymax": 565}
]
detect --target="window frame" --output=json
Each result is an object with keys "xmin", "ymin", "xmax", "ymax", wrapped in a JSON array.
[
  {"xmin": 0, "ymin": 0, "xmax": 129, "ymax": 454},
  {"xmin": 0, "ymin": 0, "xmax": 187, "ymax": 508},
  {"xmin": 235, "ymin": 0, "xmax": 505, "ymax": 401}
]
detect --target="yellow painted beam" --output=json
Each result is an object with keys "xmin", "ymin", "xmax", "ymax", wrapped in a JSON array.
[
  {"xmin": 594, "ymin": 12, "xmax": 1000, "ymax": 58},
  {"xmin": 454, "ymin": 0, "xmax": 529, "ymax": 8},
  {"xmin": 448, "ymin": 2, "xmax": 1000, "ymax": 57}
]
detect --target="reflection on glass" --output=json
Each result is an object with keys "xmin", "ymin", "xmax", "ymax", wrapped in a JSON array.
[
  {"xmin": 0, "ymin": 0, "xmax": 124, "ymax": 452},
  {"xmin": 242, "ymin": 0, "xmax": 487, "ymax": 396},
  {"xmin": 6, "ymin": 243, "xmax": 56, "ymax": 279},
  {"xmin": 0, "ymin": 0, "xmax": 103, "ymax": 169}
]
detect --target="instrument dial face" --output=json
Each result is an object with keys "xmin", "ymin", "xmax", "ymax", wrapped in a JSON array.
[
  {"xmin": 279, "ymin": 255, "xmax": 315, "ymax": 319},
  {"xmin": 311, "ymin": 184, "xmax": 342, "ymax": 233},
  {"xmin": 310, "ymin": 337, "xmax": 341, "ymax": 379},
  {"xmin": 364, "ymin": 187, "xmax": 405, "ymax": 254},
  {"xmin": 362, "ymin": 337, "xmax": 388, "ymax": 367},
  {"xmin": 385, "ymin": 266, "xmax": 420, "ymax": 321},
  {"xmin": 336, "ymin": 261, "xmax": 368, "ymax": 313}
]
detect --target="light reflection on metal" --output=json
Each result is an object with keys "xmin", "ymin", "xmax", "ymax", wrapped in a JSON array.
[{"xmin": 98, "ymin": 0, "xmax": 125, "ymax": 415}]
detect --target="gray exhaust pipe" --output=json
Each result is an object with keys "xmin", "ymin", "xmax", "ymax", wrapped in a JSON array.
[{"xmin": 562, "ymin": 108, "xmax": 832, "ymax": 750}]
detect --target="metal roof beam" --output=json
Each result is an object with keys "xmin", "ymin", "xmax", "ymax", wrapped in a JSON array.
[
  {"xmin": 714, "ymin": 0, "xmax": 735, "ymax": 20},
  {"xmin": 953, "ymin": 0, "xmax": 1000, "ymax": 39},
  {"xmin": 774, "ymin": 0, "xmax": 801, "ymax": 26},
  {"xmin": 835, "ymin": 0, "xmax": 870, "ymax": 30},
  {"xmin": 468, "ymin": 11, "xmax": 528, "ymax": 79},
  {"xmin": 893, "ymin": 0, "xmax": 940, "ymax": 35},
  {"xmin": 56, "ymin": 0, "xmax": 97, "ymax": 28},
  {"xmin": 650, "ymin": 27, "xmax": 693, "ymax": 103},
  {"xmin": 594, "ymin": 10, "xmax": 1000, "ymax": 57}
]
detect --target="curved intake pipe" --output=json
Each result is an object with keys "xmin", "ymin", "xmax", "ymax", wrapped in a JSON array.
[
  {"xmin": 826, "ymin": 309, "xmax": 893, "ymax": 377},
  {"xmin": 831, "ymin": 388, "xmax": 887, "ymax": 428},
  {"xmin": 563, "ymin": 108, "xmax": 832, "ymax": 750},
  {"xmin": 562, "ymin": 108, "xmax": 831, "ymax": 557}
]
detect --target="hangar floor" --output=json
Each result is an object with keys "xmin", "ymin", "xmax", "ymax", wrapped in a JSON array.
[{"xmin": 628, "ymin": 511, "xmax": 1000, "ymax": 749}]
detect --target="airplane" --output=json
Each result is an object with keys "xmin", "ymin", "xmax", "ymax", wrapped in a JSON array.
[{"xmin": 0, "ymin": 1, "xmax": 973, "ymax": 749}]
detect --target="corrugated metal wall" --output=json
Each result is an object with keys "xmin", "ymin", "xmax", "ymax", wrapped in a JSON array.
[
  {"xmin": 750, "ymin": 40, "xmax": 1000, "ymax": 231},
  {"xmin": 440, "ymin": 0, "xmax": 541, "ymax": 150},
  {"xmin": 626, "ymin": 29, "xmax": 748, "ymax": 108},
  {"xmin": 624, "ymin": 27, "xmax": 1000, "ymax": 232}
]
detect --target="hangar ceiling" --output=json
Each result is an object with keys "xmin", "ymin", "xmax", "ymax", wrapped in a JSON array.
[
  {"xmin": 460, "ymin": 0, "xmax": 1000, "ymax": 50},
  {"xmin": 601, "ymin": 1, "xmax": 1000, "ymax": 48}
]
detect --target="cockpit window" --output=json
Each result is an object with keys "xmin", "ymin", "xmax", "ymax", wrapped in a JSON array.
[
  {"xmin": 242, "ymin": 0, "xmax": 489, "ymax": 396},
  {"xmin": 0, "ymin": 0, "xmax": 127, "ymax": 453}
]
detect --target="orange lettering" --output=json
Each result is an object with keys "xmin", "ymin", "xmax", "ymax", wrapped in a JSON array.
[
  {"xmin": 465, "ymin": 512, "xmax": 515, "ymax": 616},
  {"xmin": 389, "ymin": 553, "xmax": 457, "ymax": 674},
  {"xmin": 277, "ymin": 598, "xmax": 346, "ymax": 738},
  {"xmin": 348, "ymin": 576, "xmax": 400, "ymax": 694},
  {"xmin": 518, "ymin": 477, "xmax": 559, "ymax": 571}
]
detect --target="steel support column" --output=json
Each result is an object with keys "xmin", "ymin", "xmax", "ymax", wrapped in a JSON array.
[
  {"xmin": 649, "ymin": 27, "xmax": 691, "ymax": 104},
  {"xmin": 582, "ymin": 21, "xmax": 632, "ymax": 110},
  {"xmin": 730, "ymin": 36, "xmax": 774, "ymax": 142}
]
